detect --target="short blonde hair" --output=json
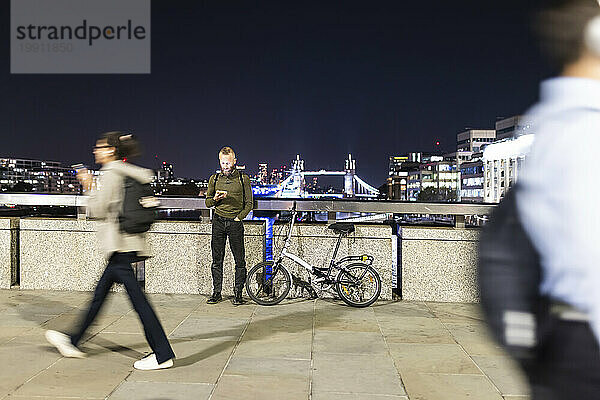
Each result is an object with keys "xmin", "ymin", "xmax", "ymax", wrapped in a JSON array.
[{"xmin": 219, "ymin": 146, "xmax": 236, "ymax": 158}]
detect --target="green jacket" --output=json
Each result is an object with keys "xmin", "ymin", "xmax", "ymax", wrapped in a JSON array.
[{"xmin": 205, "ymin": 169, "xmax": 253, "ymax": 219}]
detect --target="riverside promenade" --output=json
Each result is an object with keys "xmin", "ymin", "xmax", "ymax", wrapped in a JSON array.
[{"xmin": 0, "ymin": 289, "xmax": 529, "ymax": 400}]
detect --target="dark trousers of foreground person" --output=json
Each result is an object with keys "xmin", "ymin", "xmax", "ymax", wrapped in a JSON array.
[
  {"xmin": 523, "ymin": 317, "xmax": 600, "ymax": 399},
  {"xmin": 211, "ymin": 214, "xmax": 247, "ymax": 295},
  {"xmin": 70, "ymin": 252, "xmax": 175, "ymax": 364}
]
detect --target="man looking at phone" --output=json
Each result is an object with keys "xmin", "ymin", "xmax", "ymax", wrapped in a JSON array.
[{"xmin": 205, "ymin": 146, "xmax": 253, "ymax": 305}]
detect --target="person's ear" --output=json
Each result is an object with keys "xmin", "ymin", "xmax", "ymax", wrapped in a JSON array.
[{"xmin": 585, "ymin": 15, "xmax": 600, "ymax": 57}]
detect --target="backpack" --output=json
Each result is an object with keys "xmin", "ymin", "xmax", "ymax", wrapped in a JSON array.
[
  {"xmin": 119, "ymin": 176, "xmax": 159, "ymax": 234},
  {"xmin": 478, "ymin": 185, "xmax": 550, "ymax": 362}
]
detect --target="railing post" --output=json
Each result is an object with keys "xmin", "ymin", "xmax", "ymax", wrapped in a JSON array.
[
  {"xmin": 201, "ymin": 209, "xmax": 211, "ymax": 223},
  {"xmin": 327, "ymin": 211, "xmax": 336, "ymax": 223},
  {"xmin": 10, "ymin": 218, "xmax": 19, "ymax": 287},
  {"xmin": 76, "ymin": 207, "xmax": 87, "ymax": 221}
]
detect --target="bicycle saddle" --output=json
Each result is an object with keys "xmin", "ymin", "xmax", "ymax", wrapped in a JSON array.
[{"xmin": 327, "ymin": 222, "xmax": 355, "ymax": 234}]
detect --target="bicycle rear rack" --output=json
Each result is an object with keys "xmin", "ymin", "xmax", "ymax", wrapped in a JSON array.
[{"xmin": 337, "ymin": 254, "xmax": 374, "ymax": 266}]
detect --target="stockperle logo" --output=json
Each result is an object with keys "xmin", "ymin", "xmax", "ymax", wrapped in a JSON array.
[{"xmin": 11, "ymin": 0, "xmax": 150, "ymax": 74}]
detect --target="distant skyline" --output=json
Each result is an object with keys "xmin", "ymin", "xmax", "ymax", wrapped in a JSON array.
[{"xmin": 1, "ymin": 1, "xmax": 553, "ymax": 186}]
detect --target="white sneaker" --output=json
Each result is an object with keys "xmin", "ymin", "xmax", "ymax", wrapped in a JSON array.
[
  {"xmin": 133, "ymin": 353, "xmax": 174, "ymax": 370},
  {"xmin": 45, "ymin": 330, "xmax": 87, "ymax": 358}
]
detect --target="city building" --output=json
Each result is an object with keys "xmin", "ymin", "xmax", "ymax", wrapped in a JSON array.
[
  {"xmin": 456, "ymin": 129, "xmax": 496, "ymax": 153},
  {"xmin": 495, "ymin": 115, "xmax": 526, "ymax": 141},
  {"xmin": 407, "ymin": 156, "xmax": 459, "ymax": 201},
  {"xmin": 460, "ymin": 156, "xmax": 484, "ymax": 203},
  {"xmin": 0, "ymin": 157, "xmax": 80, "ymax": 193},
  {"xmin": 270, "ymin": 168, "xmax": 281, "ymax": 185},
  {"xmin": 270, "ymin": 164, "xmax": 290, "ymax": 185},
  {"xmin": 444, "ymin": 150, "xmax": 475, "ymax": 164},
  {"xmin": 157, "ymin": 161, "xmax": 174, "ymax": 182},
  {"xmin": 258, "ymin": 163, "xmax": 269, "ymax": 184},
  {"xmin": 387, "ymin": 156, "xmax": 420, "ymax": 200},
  {"xmin": 483, "ymin": 134, "xmax": 534, "ymax": 203}
]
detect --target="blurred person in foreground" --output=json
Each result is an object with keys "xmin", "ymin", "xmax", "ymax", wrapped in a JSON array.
[
  {"xmin": 508, "ymin": 0, "xmax": 600, "ymax": 397},
  {"xmin": 45, "ymin": 132, "xmax": 175, "ymax": 370}
]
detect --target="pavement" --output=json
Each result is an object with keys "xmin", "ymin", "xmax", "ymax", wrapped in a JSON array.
[{"xmin": 0, "ymin": 289, "xmax": 530, "ymax": 400}]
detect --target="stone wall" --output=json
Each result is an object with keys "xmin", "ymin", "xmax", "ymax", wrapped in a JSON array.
[
  {"xmin": 401, "ymin": 227, "xmax": 479, "ymax": 302},
  {"xmin": 18, "ymin": 218, "xmax": 265, "ymax": 296}
]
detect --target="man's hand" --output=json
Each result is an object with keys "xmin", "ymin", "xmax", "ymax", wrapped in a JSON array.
[{"xmin": 214, "ymin": 190, "xmax": 227, "ymax": 201}]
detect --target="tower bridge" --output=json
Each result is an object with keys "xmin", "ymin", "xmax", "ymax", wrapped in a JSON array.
[{"xmin": 276, "ymin": 154, "xmax": 379, "ymax": 198}]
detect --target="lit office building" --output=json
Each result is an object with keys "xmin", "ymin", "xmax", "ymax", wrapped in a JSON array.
[
  {"xmin": 157, "ymin": 161, "xmax": 174, "ymax": 182},
  {"xmin": 457, "ymin": 129, "xmax": 496, "ymax": 153},
  {"xmin": 407, "ymin": 156, "xmax": 459, "ymax": 201},
  {"xmin": 483, "ymin": 134, "xmax": 534, "ymax": 203},
  {"xmin": 388, "ymin": 156, "xmax": 420, "ymax": 200},
  {"xmin": 258, "ymin": 163, "xmax": 269, "ymax": 184},
  {"xmin": 0, "ymin": 158, "xmax": 80, "ymax": 193},
  {"xmin": 495, "ymin": 115, "xmax": 525, "ymax": 141},
  {"xmin": 460, "ymin": 159, "xmax": 484, "ymax": 202}
]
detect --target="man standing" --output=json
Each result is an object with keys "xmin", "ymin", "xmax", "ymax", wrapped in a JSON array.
[
  {"xmin": 205, "ymin": 146, "xmax": 253, "ymax": 305},
  {"xmin": 507, "ymin": 1, "xmax": 600, "ymax": 398}
]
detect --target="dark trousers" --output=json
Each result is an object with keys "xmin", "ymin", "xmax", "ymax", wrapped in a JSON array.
[
  {"xmin": 211, "ymin": 214, "xmax": 247, "ymax": 294},
  {"xmin": 70, "ymin": 252, "xmax": 175, "ymax": 364},
  {"xmin": 523, "ymin": 317, "xmax": 600, "ymax": 399}
]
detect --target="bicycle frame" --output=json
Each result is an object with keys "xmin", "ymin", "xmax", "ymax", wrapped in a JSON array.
[
  {"xmin": 276, "ymin": 210, "xmax": 316, "ymax": 274},
  {"xmin": 275, "ymin": 209, "xmax": 370, "ymax": 276}
]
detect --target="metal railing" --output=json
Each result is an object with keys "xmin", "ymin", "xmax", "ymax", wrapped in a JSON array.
[{"xmin": 0, "ymin": 193, "xmax": 495, "ymax": 226}]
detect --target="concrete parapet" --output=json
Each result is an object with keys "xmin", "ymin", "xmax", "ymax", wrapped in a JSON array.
[
  {"xmin": 145, "ymin": 221, "xmax": 265, "ymax": 296},
  {"xmin": 401, "ymin": 226, "xmax": 479, "ymax": 302},
  {"xmin": 15, "ymin": 217, "xmax": 481, "ymax": 303},
  {"xmin": 20, "ymin": 218, "xmax": 103, "ymax": 291},
  {"xmin": 18, "ymin": 218, "xmax": 265, "ymax": 296}
]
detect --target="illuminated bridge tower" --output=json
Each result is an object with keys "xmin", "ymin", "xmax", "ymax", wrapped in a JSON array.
[
  {"xmin": 292, "ymin": 154, "xmax": 305, "ymax": 196},
  {"xmin": 344, "ymin": 153, "xmax": 356, "ymax": 198}
]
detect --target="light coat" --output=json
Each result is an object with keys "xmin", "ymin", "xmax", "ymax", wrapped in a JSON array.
[{"xmin": 87, "ymin": 160, "xmax": 154, "ymax": 259}]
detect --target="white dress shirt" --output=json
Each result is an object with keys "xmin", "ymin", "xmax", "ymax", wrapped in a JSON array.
[{"xmin": 518, "ymin": 77, "xmax": 600, "ymax": 343}]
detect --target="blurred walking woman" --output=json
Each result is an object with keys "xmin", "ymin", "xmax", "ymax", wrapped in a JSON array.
[{"xmin": 45, "ymin": 132, "xmax": 175, "ymax": 370}]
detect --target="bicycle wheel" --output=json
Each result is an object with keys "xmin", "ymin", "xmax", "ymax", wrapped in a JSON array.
[
  {"xmin": 245, "ymin": 261, "xmax": 292, "ymax": 306},
  {"xmin": 335, "ymin": 263, "xmax": 381, "ymax": 307}
]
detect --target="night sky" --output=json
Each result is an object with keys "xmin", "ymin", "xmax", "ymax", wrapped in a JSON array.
[{"xmin": 0, "ymin": 1, "xmax": 553, "ymax": 187}]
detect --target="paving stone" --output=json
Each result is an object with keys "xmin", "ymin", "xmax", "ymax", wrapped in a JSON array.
[
  {"xmin": 472, "ymin": 355, "xmax": 530, "ymax": 397},
  {"xmin": 313, "ymin": 330, "xmax": 388, "ymax": 354},
  {"xmin": 389, "ymin": 343, "xmax": 481, "ymax": 374},
  {"xmin": 108, "ymin": 381, "xmax": 213, "ymax": 400},
  {"xmin": 378, "ymin": 316, "xmax": 456, "ymax": 344},
  {"xmin": 401, "ymin": 371, "xmax": 504, "ymax": 400},
  {"xmin": 312, "ymin": 353, "xmax": 405, "ymax": 396},
  {"xmin": 211, "ymin": 374, "xmax": 309, "ymax": 400},
  {"xmin": 169, "ymin": 316, "xmax": 248, "ymax": 341}
]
